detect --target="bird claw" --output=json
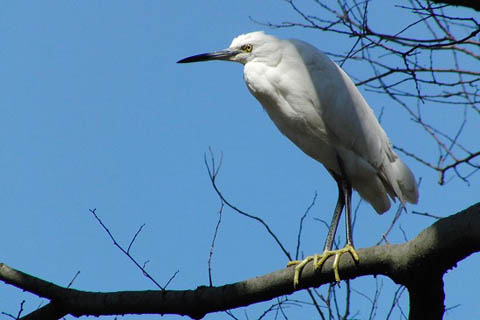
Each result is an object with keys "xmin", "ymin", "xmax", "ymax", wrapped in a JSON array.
[
  {"xmin": 288, "ymin": 244, "xmax": 359, "ymax": 287},
  {"xmin": 288, "ymin": 255, "xmax": 315, "ymax": 287}
]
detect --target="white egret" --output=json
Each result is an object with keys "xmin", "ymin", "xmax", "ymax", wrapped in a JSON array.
[{"xmin": 178, "ymin": 31, "xmax": 418, "ymax": 286}]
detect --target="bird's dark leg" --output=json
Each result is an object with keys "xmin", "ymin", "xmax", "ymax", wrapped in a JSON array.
[
  {"xmin": 287, "ymin": 179, "xmax": 346, "ymax": 286},
  {"xmin": 288, "ymin": 158, "xmax": 359, "ymax": 286},
  {"xmin": 343, "ymin": 177, "xmax": 354, "ymax": 248},
  {"xmin": 323, "ymin": 179, "xmax": 345, "ymax": 251},
  {"xmin": 312, "ymin": 166, "xmax": 358, "ymax": 282}
]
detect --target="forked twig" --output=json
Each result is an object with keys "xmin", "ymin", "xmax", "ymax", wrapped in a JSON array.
[
  {"xmin": 204, "ymin": 150, "xmax": 292, "ymax": 260},
  {"xmin": 89, "ymin": 208, "xmax": 177, "ymax": 290}
]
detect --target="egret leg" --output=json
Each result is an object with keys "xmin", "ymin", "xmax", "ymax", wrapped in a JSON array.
[
  {"xmin": 323, "ymin": 179, "xmax": 345, "ymax": 251},
  {"xmin": 324, "ymin": 177, "xmax": 359, "ymax": 282},
  {"xmin": 344, "ymin": 176, "xmax": 355, "ymax": 249},
  {"xmin": 288, "ymin": 166, "xmax": 359, "ymax": 287},
  {"xmin": 288, "ymin": 182, "xmax": 344, "ymax": 286}
]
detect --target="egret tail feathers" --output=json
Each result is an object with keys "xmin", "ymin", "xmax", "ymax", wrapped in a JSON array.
[
  {"xmin": 346, "ymin": 152, "xmax": 418, "ymax": 215},
  {"xmin": 391, "ymin": 157, "xmax": 419, "ymax": 204}
]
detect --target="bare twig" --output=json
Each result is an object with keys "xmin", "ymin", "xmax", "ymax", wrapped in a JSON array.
[
  {"xmin": 163, "ymin": 270, "xmax": 180, "ymax": 289},
  {"xmin": 88, "ymin": 208, "xmax": 167, "ymax": 290},
  {"xmin": 385, "ymin": 285, "xmax": 407, "ymax": 320},
  {"xmin": 412, "ymin": 210, "xmax": 443, "ymax": 219},
  {"xmin": 306, "ymin": 288, "xmax": 326, "ymax": 320},
  {"xmin": 127, "ymin": 223, "xmax": 146, "ymax": 254},
  {"xmin": 66, "ymin": 271, "xmax": 80, "ymax": 289},
  {"xmin": 351, "ymin": 277, "xmax": 382, "ymax": 320},
  {"xmin": 208, "ymin": 201, "xmax": 224, "ymax": 286},
  {"xmin": 204, "ymin": 150, "xmax": 292, "ymax": 260},
  {"xmin": 295, "ymin": 192, "xmax": 318, "ymax": 260},
  {"xmin": 342, "ymin": 280, "xmax": 351, "ymax": 320},
  {"xmin": 1, "ymin": 300, "xmax": 25, "ymax": 320},
  {"xmin": 398, "ymin": 224, "xmax": 409, "ymax": 242},
  {"xmin": 224, "ymin": 310, "xmax": 240, "ymax": 320}
]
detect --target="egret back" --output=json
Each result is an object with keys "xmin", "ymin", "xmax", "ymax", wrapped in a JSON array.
[{"xmin": 243, "ymin": 36, "xmax": 418, "ymax": 213}]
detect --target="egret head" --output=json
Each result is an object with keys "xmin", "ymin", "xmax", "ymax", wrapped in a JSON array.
[{"xmin": 177, "ymin": 31, "xmax": 280, "ymax": 65}]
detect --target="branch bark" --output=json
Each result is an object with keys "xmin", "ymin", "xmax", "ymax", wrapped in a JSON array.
[
  {"xmin": 1, "ymin": 202, "xmax": 479, "ymax": 319},
  {"xmin": 428, "ymin": 0, "xmax": 480, "ymax": 11}
]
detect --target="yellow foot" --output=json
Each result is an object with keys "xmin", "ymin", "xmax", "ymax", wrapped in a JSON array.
[{"xmin": 287, "ymin": 244, "xmax": 359, "ymax": 287}]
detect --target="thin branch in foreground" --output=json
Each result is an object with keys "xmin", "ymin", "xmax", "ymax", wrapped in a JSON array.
[
  {"xmin": 411, "ymin": 210, "xmax": 443, "ymax": 219},
  {"xmin": 445, "ymin": 303, "xmax": 461, "ymax": 313},
  {"xmin": 392, "ymin": 146, "xmax": 437, "ymax": 171},
  {"xmin": 203, "ymin": 150, "xmax": 292, "ymax": 261},
  {"xmin": 295, "ymin": 191, "xmax": 318, "ymax": 260},
  {"xmin": 398, "ymin": 224, "xmax": 409, "ymax": 242},
  {"xmin": 127, "ymin": 223, "xmax": 146, "ymax": 254},
  {"xmin": 377, "ymin": 177, "xmax": 422, "ymax": 245},
  {"xmin": 342, "ymin": 279, "xmax": 352, "ymax": 320},
  {"xmin": 88, "ymin": 208, "xmax": 166, "ymax": 290},
  {"xmin": 438, "ymin": 151, "xmax": 480, "ymax": 185},
  {"xmin": 306, "ymin": 288, "xmax": 326, "ymax": 320},
  {"xmin": 376, "ymin": 202, "xmax": 404, "ymax": 246},
  {"xmin": 385, "ymin": 285, "xmax": 407, "ymax": 320},
  {"xmin": 357, "ymin": 277, "xmax": 382, "ymax": 320},
  {"xmin": 204, "ymin": 152, "xmax": 325, "ymax": 317},
  {"xmin": 256, "ymin": 297, "xmax": 292, "ymax": 320},
  {"xmin": 351, "ymin": 197, "xmax": 363, "ymax": 236},
  {"xmin": 163, "ymin": 270, "xmax": 180, "ymax": 289},
  {"xmin": 66, "ymin": 271, "xmax": 80, "ymax": 289},
  {"xmin": 208, "ymin": 201, "xmax": 225, "ymax": 287},
  {"xmin": 224, "ymin": 310, "xmax": 239, "ymax": 320},
  {"xmin": 1, "ymin": 300, "xmax": 25, "ymax": 320}
]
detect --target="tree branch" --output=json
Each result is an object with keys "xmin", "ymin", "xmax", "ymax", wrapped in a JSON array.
[
  {"xmin": 1, "ymin": 203, "xmax": 479, "ymax": 319},
  {"xmin": 427, "ymin": 0, "xmax": 480, "ymax": 11}
]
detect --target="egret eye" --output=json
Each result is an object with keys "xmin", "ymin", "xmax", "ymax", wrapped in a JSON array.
[{"xmin": 241, "ymin": 44, "xmax": 253, "ymax": 52}]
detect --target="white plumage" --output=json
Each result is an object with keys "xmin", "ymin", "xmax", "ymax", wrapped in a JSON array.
[
  {"xmin": 229, "ymin": 31, "xmax": 418, "ymax": 212},
  {"xmin": 178, "ymin": 31, "xmax": 418, "ymax": 284}
]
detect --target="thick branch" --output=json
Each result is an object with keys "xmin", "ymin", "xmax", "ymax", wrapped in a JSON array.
[
  {"xmin": 428, "ymin": 0, "xmax": 480, "ymax": 11},
  {"xmin": 408, "ymin": 275, "xmax": 445, "ymax": 320},
  {"xmin": 1, "ymin": 203, "xmax": 479, "ymax": 319}
]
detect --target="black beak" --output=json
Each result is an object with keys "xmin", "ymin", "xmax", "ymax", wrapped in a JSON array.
[{"xmin": 177, "ymin": 49, "xmax": 239, "ymax": 63}]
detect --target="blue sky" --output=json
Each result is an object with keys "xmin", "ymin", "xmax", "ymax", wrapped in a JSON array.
[{"xmin": 1, "ymin": 1, "xmax": 478, "ymax": 319}]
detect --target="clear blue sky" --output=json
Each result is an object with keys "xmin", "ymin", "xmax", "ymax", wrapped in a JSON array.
[{"xmin": 1, "ymin": 1, "xmax": 478, "ymax": 319}]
